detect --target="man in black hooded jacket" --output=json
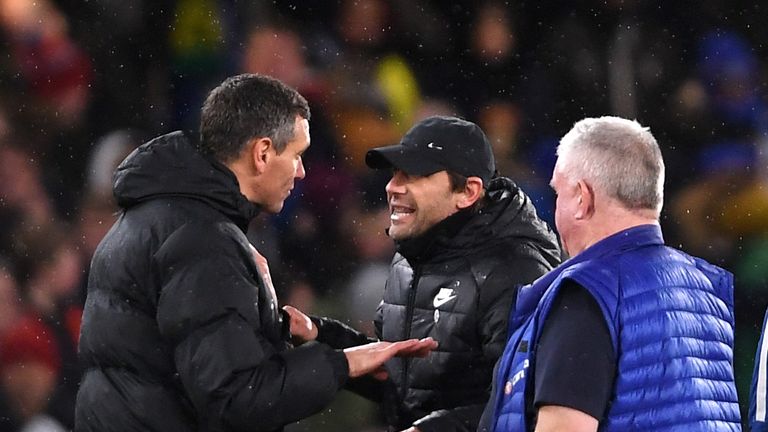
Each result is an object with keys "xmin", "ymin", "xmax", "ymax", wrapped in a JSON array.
[
  {"xmin": 74, "ymin": 74, "xmax": 436, "ymax": 432},
  {"xmin": 284, "ymin": 116, "xmax": 562, "ymax": 432}
]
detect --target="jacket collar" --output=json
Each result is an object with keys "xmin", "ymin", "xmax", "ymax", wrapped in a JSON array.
[
  {"xmin": 577, "ymin": 224, "xmax": 664, "ymax": 261},
  {"xmin": 394, "ymin": 207, "xmax": 473, "ymax": 264}
]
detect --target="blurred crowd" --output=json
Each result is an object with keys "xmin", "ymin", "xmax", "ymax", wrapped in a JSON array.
[{"xmin": 0, "ymin": 0, "xmax": 765, "ymax": 430}]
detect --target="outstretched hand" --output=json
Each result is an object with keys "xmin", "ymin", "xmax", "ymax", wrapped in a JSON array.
[
  {"xmin": 282, "ymin": 305, "xmax": 318, "ymax": 343},
  {"xmin": 394, "ymin": 338, "xmax": 436, "ymax": 358},
  {"xmin": 344, "ymin": 338, "xmax": 438, "ymax": 380}
]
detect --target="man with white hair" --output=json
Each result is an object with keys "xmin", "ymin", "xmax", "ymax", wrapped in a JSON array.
[{"xmin": 480, "ymin": 116, "xmax": 741, "ymax": 431}]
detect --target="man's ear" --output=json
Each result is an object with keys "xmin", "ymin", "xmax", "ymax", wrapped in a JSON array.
[
  {"xmin": 456, "ymin": 177, "xmax": 484, "ymax": 209},
  {"xmin": 250, "ymin": 137, "xmax": 273, "ymax": 174},
  {"xmin": 574, "ymin": 180, "xmax": 595, "ymax": 219}
]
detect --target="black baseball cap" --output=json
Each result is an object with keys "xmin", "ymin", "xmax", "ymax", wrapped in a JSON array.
[{"xmin": 365, "ymin": 116, "xmax": 496, "ymax": 186}]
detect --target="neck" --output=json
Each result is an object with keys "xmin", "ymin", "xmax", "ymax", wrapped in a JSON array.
[{"xmin": 572, "ymin": 206, "xmax": 658, "ymax": 256}]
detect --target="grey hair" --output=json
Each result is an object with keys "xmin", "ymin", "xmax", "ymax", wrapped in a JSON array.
[{"xmin": 556, "ymin": 116, "xmax": 665, "ymax": 215}]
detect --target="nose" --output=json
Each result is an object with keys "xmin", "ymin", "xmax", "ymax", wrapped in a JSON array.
[
  {"xmin": 385, "ymin": 170, "xmax": 406, "ymax": 195},
  {"xmin": 295, "ymin": 157, "xmax": 306, "ymax": 179}
]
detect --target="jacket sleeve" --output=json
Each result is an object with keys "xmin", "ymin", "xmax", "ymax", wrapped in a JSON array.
[
  {"xmin": 312, "ymin": 316, "xmax": 377, "ymax": 348},
  {"xmin": 414, "ymin": 253, "xmax": 555, "ymax": 432},
  {"xmin": 154, "ymin": 223, "xmax": 348, "ymax": 432}
]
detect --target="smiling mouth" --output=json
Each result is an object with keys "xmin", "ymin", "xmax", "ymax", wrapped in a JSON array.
[{"xmin": 390, "ymin": 205, "xmax": 414, "ymax": 222}]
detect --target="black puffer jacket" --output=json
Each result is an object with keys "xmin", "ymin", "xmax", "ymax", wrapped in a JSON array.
[
  {"xmin": 317, "ymin": 177, "xmax": 561, "ymax": 432},
  {"xmin": 75, "ymin": 132, "xmax": 348, "ymax": 432}
]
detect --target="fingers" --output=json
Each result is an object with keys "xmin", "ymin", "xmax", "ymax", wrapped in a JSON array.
[
  {"xmin": 344, "ymin": 338, "xmax": 438, "ymax": 379},
  {"xmin": 345, "ymin": 341, "xmax": 408, "ymax": 377},
  {"xmin": 374, "ymin": 338, "xmax": 437, "ymax": 358},
  {"xmin": 282, "ymin": 305, "xmax": 318, "ymax": 341},
  {"xmin": 282, "ymin": 305, "xmax": 300, "ymax": 329},
  {"xmin": 393, "ymin": 337, "xmax": 438, "ymax": 357},
  {"xmin": 282, "ymin": 305, "xmax": 309, "ymax": 327},
  {"xmin": 282, "ymin": 305, "xmax": 300, "ymax": 319}
]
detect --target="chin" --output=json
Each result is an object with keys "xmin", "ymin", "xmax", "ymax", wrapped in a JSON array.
[
  {"xmin": 262, "ymin": 201, "xmax": 284, "ymax": 214},
  {"xmin": 387, "ymin": 226, "xmax": 402, "ymax": 241},
  {"xmin": 388, "ymin": 226, "xmax": 413, "ymax": 242}
]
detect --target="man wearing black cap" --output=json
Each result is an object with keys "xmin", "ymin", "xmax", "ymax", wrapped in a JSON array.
[{"xmin": 284, "ymin": 116, "xmax": 562, "ymax": 432}]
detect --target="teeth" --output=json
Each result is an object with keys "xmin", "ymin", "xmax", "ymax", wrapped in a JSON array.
[
  {"xmin": 390, "ymin": 208, "xmax": 413, "ymax": 221},
  {"xmin": 390, "ymin": 205, "xmax": 413, "ymax": 213}
]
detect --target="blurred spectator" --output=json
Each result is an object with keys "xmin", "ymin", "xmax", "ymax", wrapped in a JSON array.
[
  {"xmin": 667, "ymin": 31, "xmax": 767, "ymax": 266},
  {"xmin": 1, "ymin": 223, "xmax": 84, "ymax": 430},
  {"xmin": 661, "ymin": 30, "xmax": 767, "ymax": 193},
  {"xmin": 0, "ymin": 0, "xmax": 96, "ymax": 216},
  {"xmin": 476, "ymin": 101, "xmax": 556, "ymax": 224},
  {"xmin": 697, "ymin": 30, "xmax": 768, "ymax": 133},
  {"xmin": 477, "ymin": 101, "xmax": 524, "ymax": 179},
  {"xmin": 0, "ymin": 144, "xmax": 56, "ymax": 228},
  {"xmin": 51, "ymin": 0, "xmax": 172, "ymax": 136},
  {"xmin": 242, "ymin": 24, "xmax": 322, "ymax": 95},
  {"xmin": 0, "ymin": 0, "xmax": 92, "ymax": 129},
  {"xmin": 454, "ymin": 1, "xmax": 522, "ymax": 117},
  {"xmin": 324, "ymin": 0, "xmax": 418, "ymax": 172},
  {"xmin": 670, "ymin": 141, "xmax": 757, "ymax": 265}
]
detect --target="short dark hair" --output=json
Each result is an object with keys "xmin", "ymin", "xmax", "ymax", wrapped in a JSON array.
[
  {"xmin": 447, "ymin": 170, "xmax": 488, "ymax": 212},
  {"xmin": 447, "ymin": 171, "xmax": 468, "ymax": 193},
  {"xmin": 199, "ymin": 74, "xmax": 310, "ymax": 163}
]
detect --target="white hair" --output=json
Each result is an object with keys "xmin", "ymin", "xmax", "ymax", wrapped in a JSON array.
[{"xmin": 557, "ymin": 116, "xmax": 665, "ymax": 215}]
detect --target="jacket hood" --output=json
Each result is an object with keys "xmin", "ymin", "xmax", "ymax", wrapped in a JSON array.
[
  {"xmin": 403, "ymin": 176, "xmax": 562, "ymax": 264},
  {"xmin": 113, "ymin": 131, "xmax": 259, "ymax": 229}
]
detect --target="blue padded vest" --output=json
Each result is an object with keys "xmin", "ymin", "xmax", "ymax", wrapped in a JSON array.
[{"xmin": 489, "ymin": 225, "xmax": 741, "ymax": 431}]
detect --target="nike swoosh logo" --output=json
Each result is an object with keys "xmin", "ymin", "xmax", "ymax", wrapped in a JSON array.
[
  {"xmin": 433, "ymin": 295, "xmax": 457, "ymax": 308},
  {"xmin": 426, "ymin": 142, "xmax": 443, "ymax": 150}
]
